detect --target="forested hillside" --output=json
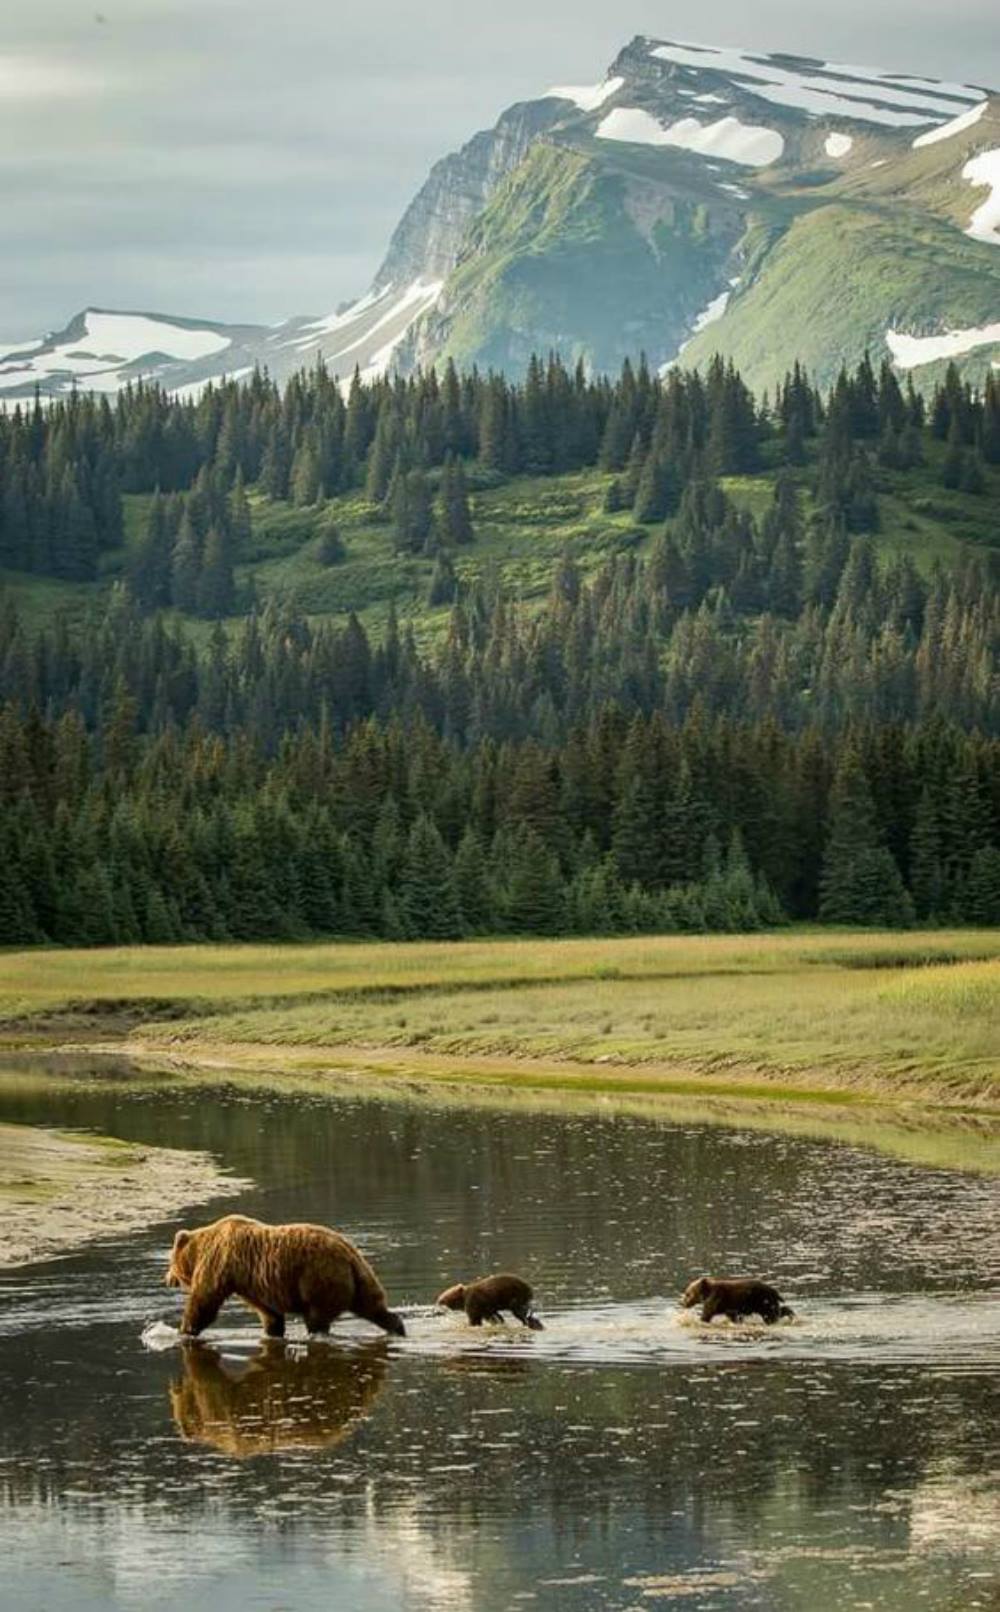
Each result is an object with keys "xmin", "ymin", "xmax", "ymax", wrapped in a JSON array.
[{"xmin": 1, "ymin": 352, "xmax": 999, "ymax": 945}]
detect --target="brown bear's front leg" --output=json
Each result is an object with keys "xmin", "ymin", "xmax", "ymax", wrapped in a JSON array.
[
  {"xmin": 181, "ymin": 1290, "xmax": 226, "ymax": 1336},
  {"xmin": 700, "ymin": 1293, "xmax": 722, "ymax": 1324},
  {"xmin": 511, "ymin": 1301, "xmax": 544, "ymax": 1331}
]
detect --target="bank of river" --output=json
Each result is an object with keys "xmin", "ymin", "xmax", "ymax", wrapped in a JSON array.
[
  {"xmin": 0, "ymin": 1054, "xmax": 998, "ymax": 1612},
  {"xmin": 0, "ymin": 1119, "xmax": 248, "ymax": 1268}
]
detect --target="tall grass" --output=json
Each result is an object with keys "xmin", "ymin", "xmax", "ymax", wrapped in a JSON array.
[{"xmin": 3, "ymin": 930, "xmax": 998, "ymax": 1103}]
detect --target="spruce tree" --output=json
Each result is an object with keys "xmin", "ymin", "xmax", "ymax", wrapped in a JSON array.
[
  {"xmin": 400, "ymin": 814, "xmax": 463, "ymax": 938},
  {"xmin": 196, "ymin": 526, "xmax": 236, "ymax": 619},
  {"xmin": 438, "ymin": 454, "xmax": 474, "ymax": 545},
  {"xmin": 170, "ymin": 511, "xmax": 202, "ymax": 612},
  {"xmin": 503, "ymin": 827, "xmax": 566, "ymax": 934},
  {"xmin": 819, "ymin": 749, "xmax": 913, "ymax": 926},
  {"xmin": 316, "ymin": 521, "xmax": 346, "ymax": 565}
]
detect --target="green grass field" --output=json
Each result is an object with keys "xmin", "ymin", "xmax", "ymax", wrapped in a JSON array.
[{"xmin": 3, "ymin": 929, "xmax": 999, "ymax": 1106}]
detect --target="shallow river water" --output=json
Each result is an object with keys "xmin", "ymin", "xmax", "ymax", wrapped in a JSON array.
[{"xmin": 0, "ymin": 1060, "xmax": 998, "ymax": 1611}]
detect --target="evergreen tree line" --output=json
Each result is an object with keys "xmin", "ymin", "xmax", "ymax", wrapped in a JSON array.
[
  {"xmin": 4, "ymin": 349, "xmax": 1000, "ymax": 586},
  {"xmin": 2, "ymin": 467, "xmax": 997, "ymax": 744},
  {"xmin": 2, "ymin": 698, "xmax": 999, "ymax": 947}
]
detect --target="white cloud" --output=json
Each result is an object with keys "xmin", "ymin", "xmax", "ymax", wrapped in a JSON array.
[{"xmin": 0, "ymin": 54, "xmax": 106, "ymax": 101}]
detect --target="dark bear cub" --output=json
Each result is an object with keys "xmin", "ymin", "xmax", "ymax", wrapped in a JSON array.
[
  {"xmin": 681, "ymin": 1275, "xmax": 794, "ymax": 1325},
  {"xmin": 436, "ymin": 1273, "xmax": 543, "ymax": 1329}
]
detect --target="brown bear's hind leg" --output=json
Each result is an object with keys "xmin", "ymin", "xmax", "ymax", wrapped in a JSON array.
[{"xmin": 305, "ymin": 1308, "xmax": 332, "ymax": 1336}]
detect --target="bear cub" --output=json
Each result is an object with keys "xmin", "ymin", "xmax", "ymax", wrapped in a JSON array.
[
  {"xmin": 436, "ymin": 1273, "xmax": 543, "ymax": 1329},
  {"xmin": 681, "ymin": 1275, "xmax": 793, "ymax": 1325}
]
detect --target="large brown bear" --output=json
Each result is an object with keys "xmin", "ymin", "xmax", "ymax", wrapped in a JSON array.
[
  {"xmin": 165, "ymin": 1214, "xmax": 406, "ymax": 1338},
  {"xmin": 436, "ymin": 1273, "xmax": 543, "ymax": 1329},
  {"xmin": 681, "ymin": 1275, "xmax": 794, "ymax": 1325},
  {"xmin": 170, "ymin": 1338, "xmax": 387, "ymax": 1457}
]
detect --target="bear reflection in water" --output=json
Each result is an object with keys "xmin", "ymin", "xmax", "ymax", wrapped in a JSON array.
[{"xmin": 169, "ymin": 1338, "xmax": 387, "ymax": 1458}]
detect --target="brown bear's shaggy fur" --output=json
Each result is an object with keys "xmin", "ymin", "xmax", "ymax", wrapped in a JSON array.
[
  {"xmin": 165, "ymin": 1214, "xmax": 406, "ymax": 1338},
  {"xmin": 436, "ymin": 1273, "xmax": 543, "ymax": 1329},
  {"xmin": 169, "ymin": 1339, "xmax": 387, "ymax": 1457},
  {"xmin": 681, "ymin": 1275, "xmax": 794, "ymax": 1325}
]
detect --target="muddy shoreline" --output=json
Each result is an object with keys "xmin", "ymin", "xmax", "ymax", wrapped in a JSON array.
[{"xmin": 0, "ymin": 1121, "xmax": 250, "ymax": 1268}]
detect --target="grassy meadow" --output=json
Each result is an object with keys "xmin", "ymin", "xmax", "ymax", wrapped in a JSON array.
[{"xmin": 3, "ymin": 929, "xmax": 999, "ymax": 1107}]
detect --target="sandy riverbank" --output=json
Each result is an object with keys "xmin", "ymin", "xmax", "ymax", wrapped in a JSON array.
[{"xmin": 0, "ymin": 1122, "xmax": 250, "ymax": 1268}]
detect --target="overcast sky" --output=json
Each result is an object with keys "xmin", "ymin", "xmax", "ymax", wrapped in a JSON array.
[{"xmin": 3, "ymin": 0, "xmax": 998, "ymax": 341}]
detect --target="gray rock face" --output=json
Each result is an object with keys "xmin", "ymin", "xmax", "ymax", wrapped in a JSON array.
[{"xmin": 372, "ymin": 97, "xmax": 570, "ymax": 291}]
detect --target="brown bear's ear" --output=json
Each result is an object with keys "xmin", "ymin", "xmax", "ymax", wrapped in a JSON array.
[{"xmin": 172, "ymin": 1229, "xmax": 191, "ymax": 1253}]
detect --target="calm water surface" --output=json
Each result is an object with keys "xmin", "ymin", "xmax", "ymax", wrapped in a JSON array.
[{"xmin": 0, "ymin": 1059, "xmax": 998, "ymax": 1612}]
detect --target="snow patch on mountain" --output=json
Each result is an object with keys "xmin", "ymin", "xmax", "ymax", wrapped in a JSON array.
[
  {"xmin": 825, "ymin": 132, "xmax": 853, "ymax": 157},
  {"xmin": 649, "ymin": 40, "xmax": 983, "ymax": 129},
  {"xmin": 0, "ymin": 310, "xmax": 232, "ymax": 400},
  {"xmin": 913, "ymin": 101, "xmax": 988, "ymax": 148},
  {"xmin": 887, "ymin": 320, "xmax": 1000, "ymax": 367},
  {"xmin": 77, "ymin": 311, "xmax": 230, "ymax": 364},
  {"xmin": 596, "ymin": 107, "xmax": 783, "ymax": 166},
  {"xmin": 546, "ymin": 76, "xmax": 624, "ymax": 112},
  {"xmin": 294, "ymin": 285, "xmax": 387, "ymax": 344},
  {"xmin": 692, "ymin": 290, "xmax": 731, "ymax": 332},
  {"xmin": 963, "ymin": 149, "xmax": 1000, "ymax": 243}
]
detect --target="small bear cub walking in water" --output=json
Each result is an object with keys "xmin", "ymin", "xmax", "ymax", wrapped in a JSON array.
[
  {"xmin": 436, "ymin": 1273, "xmax": 544, "ymax": 1329},
  {"xmin": 681, "ymin": 1275, "xmax": 794, "ymax": 1325}
]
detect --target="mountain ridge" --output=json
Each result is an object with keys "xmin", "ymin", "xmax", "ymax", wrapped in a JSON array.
[{"xmin": 4, "ymin": 34, "xmax": 999, "ymax": 405}]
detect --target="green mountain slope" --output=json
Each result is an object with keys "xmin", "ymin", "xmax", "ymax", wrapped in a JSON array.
[
  {"xmin": 395, "ymin": 40, "xmax": 1000, "ymax": 393},
  {"xmin": 5, "ymin": 443, "xmax": 996, "ymax": 643},
  {"xmin": 418, "ymin": 141, "xmax": 736, "ymax": 374}
]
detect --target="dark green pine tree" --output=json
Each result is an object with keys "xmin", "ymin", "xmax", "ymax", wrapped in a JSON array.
[
  {"xmin": 909, "ymin": 787, "xmax": 943, "ymax": 921},
  {"xmin": 316, "ymin": 520, "xmax": 346, "ymax": 565},
  {"xmin": 503, "ymin": 827, "xmax": 566, "ymax": 934},
  {"xmin": 982, "ymin": 372, "xmax": 1000, "ymax": 464},
  {"xmin": 0, "ymin": 831, "xmax": 39, "ymax": 944},
  {"xmin": 819, "ymin": 748, "xmax": 914, "ymax": 926},
  {"xmin": 290, "ymin": 436, "xmax": 321, "ymax": 506},
  {"xmin": 428, "ymin": 550, "xmax": 458, "ymax": 606},
  {"xmin": 633, "ymin": 451, "xmax": 682, "ymax": 523},
  {"xmin": 126, "ymin": 488, "xmax": 173, "ymax": 610},
  {"xmin": 400, "ymin": 814, "xmax": 464, "ymax": 938},
  {"xmin": 392, "ymin": 466, "xmax": 434, "ymax": 554},
  {"xmin": 229, "ymin": 470, "xmax": 252, "ymax": 548},
  {"xmin": 453, "ymin": 826, "xmax": 492, "ymax": 932},
  {"xmin": 196, "ymin": 526, "xmax": 236, "ymax": 619},
  {"xmin": 437, "ymin": 454, "xmax": 474, "ymax": 545},
  {"xmin": 963, "ymin": 845, "xmax": 1000, "ymax": 925},
  {"xmin": 941, "ymin": 417, "xmax": 965, "ymax": 490},
  {"xmin": 170, "ymin": 510, "xmax": 202, "ymax": 612}
]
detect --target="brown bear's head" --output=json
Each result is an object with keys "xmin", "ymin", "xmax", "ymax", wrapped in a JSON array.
[
  {"xmin": 435, "ymin": 1282, "xmax": 467, "ymax": 1311},
  {"xmin": 680, "ymin": 1276, "xmax": 712, "ymax": 1308},
  {"xmin": 166, "ymin": 1228, "xmax": 197, "ymax": 1288}
]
